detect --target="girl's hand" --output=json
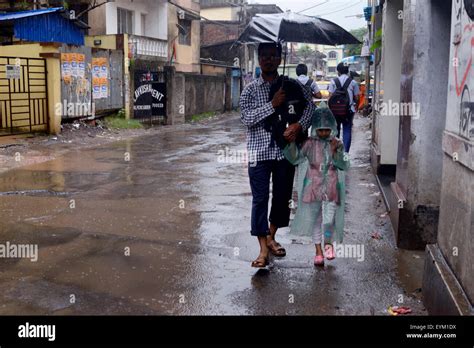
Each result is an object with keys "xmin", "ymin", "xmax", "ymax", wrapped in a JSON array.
[{"xmin": 330, "ymin": 138, "xmax": 340, "ymax": 154}]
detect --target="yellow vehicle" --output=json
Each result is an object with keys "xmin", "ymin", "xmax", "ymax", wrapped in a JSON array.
[
  {"xmin": 317, "ymin": 81, "xmax": 331, "ymax": 99},
  {"xmin": 312, "ymin": 80, "xmax": 330, "ymax": 106}
]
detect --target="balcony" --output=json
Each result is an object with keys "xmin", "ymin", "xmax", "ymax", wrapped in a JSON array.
[{"xmin": 128, "ymin": 35, "xmax": 167, "ymax": 60}]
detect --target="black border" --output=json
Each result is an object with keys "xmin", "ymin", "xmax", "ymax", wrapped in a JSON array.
[{"xmin": 0, "ymin": 316, "xmax": 472, "ymax": 345}]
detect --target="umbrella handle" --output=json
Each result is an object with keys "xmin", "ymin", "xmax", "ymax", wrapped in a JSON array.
[{"xmin": 281, "ymin": 42, "xmax": 287, "ymax": 89}]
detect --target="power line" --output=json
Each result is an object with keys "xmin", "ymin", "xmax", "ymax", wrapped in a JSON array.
[
  {"xmin": 318, "ymin": 0, "xmax": 364, "ymax": 17},
  {"xmin": 296, "ymin": 0, "xmax": 329, "ymax": 14}
]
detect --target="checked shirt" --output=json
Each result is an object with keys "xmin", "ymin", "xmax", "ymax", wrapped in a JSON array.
[{"xmin": 240, "ymin": 75, "xmax": 315, "ymax": 163}]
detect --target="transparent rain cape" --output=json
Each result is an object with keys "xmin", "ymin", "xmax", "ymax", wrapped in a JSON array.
[{"xmin": 283, "ymin": 103, "xmax": 349, "ymax": 243}]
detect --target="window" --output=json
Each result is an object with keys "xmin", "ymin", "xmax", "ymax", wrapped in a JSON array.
[
  {"xmin": 328, "ymin": 67, "xmax": 337, "ymax": 73},
  {"xmin": 328, "ymin": 51, "xmax": 337, "ymax": 60},
  {"xmin": 117, "ymin": 8, "xmax": 134, "ymax": 34},
  {"xmin": 141, "ymin": 14, "xmax": 146, "ymax": 36},
  {"xmin": 178, "ymin": 18, "xmax": 192, "ymax": 46}
]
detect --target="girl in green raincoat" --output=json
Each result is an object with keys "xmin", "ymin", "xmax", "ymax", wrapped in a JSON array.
[{"xmin": 283, "ymin": 103, "xmax": 349, "ymax": 266}]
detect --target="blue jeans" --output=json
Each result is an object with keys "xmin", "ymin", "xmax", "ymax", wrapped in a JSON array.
[
  {"xmin": 248, "ymin": 159, "xmax": 295, "ymax": 236},
  {"xmin": 336, "ymin": 111, "xmax": 354, "ymax": 153}
]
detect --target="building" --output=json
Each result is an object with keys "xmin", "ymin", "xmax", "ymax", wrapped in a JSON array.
[
  {"xmin": 0, "ymin": 6, "xmax": 90, "ymax": 135},
  {"xmin": 292, "ymin": 43, "xmax": 344, "ymax": 79},
  {"xmin": 200, "ymin": 0, "xmax": 245, "ymax": 21},
  {"xmin": 369, "ymin": 0, "xmax": 473, "ymax": 315},
  {"xmin": 87, "ymin": 0, "xmax": 169, "ymax": 123},
  {"xmin": 167, "ymin": 0, "xmax": 201, "ymax": 74},
  {"xmin": 200, "ymin": 2, "xmax": 283, "ymax": 81}
]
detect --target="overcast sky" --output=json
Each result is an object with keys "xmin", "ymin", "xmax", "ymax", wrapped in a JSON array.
[{"xmin": 248, "ymin": 0, "xmax": 367, "ymax": 31}]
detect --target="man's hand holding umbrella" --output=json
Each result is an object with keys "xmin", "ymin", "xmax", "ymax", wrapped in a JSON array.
[{"xmin": 271, "ymin": 88, "xmax": 286, "ymax": 109}]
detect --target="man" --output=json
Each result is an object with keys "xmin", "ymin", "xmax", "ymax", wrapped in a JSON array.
[
  {"xmin": 240, "ymin": 43, "xmax": 315, "ymax": 268},
  {"xmin": 296, "ymin": 63, "xmax": 322, "ymax": 99},
  {"xmin": 328, "ymin": 62, "xmax": 360, "ymax": 153}
]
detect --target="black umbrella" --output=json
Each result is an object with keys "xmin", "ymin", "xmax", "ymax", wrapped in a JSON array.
[
  {"xmin": 236, "ymin": 12, "xmax": 361, "ymax": 46},
  {"xmin": 234, "ymin": 12, "xmax": 360, "ymax": 84}
]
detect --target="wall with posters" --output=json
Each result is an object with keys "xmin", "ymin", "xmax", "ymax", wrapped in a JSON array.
[{"xmin": 59, "ymin": 45, "xmax": 123, "ymax": 119}]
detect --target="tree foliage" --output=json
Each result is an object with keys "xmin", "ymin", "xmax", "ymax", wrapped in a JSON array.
[{"xmin": 344, "ymin": 27, "xmax": 368, "ymax": 57}]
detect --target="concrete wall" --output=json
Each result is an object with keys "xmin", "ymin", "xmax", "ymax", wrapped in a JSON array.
[
  {"xmin": 201, "ymin": 64, "xmax": 227, "ymax": 76},
  {"xmin": 184, "ymin": 73, "xmax": 225, "ymax": 121},
  {"xmin": 407, "ymin": 0, "xmax": 450, "ymax": 203},
  {"xmin": 85, "ymin": 35, "xmax": 117, "ymax": 51},
  {"xmin": 389, "ymin": 0, "xmax": 452, "ymax": 250},
  {"xmin": 164, "ymin": 66, "xmax": 185, "ymax": 125},
  {"xmin": 87, "ymin": 5, "xmax": 107, "ymax": 36},
  {"xmin": 412, "ymin": 2, "xmax": 450, "ymax": 201},
  {"xmin": 421, "ymin": 0, "xmax": 473, "ymax": 315}
]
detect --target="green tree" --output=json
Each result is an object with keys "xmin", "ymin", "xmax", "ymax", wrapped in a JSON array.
[
  {"xmin": 344, "ymin": 27, "xmax": 368, "ymax": 57},
  {"xmin": 297, "ymin": 44, "xmax": 315, "ymax": 64}
]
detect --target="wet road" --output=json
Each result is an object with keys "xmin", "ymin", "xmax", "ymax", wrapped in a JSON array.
[{"xmin": 0, "ymin": 114, "xmax": 425, "ymax": 315}]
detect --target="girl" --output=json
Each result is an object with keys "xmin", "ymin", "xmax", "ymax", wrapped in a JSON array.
[{"xmin": 283, "ymin": 103, "xmax": 349, "ymax": 266}]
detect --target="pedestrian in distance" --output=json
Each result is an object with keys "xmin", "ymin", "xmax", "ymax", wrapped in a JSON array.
[
  {"xmin": 296, "ymin": 63, "xmax": 322, "ymax": 100},
  {"xmin": 328, "ymin": 62, "xmax": 360, "ymax": 153}
]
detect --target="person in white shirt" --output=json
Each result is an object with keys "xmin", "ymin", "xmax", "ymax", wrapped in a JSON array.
[
  {"xmin": 296, "ymin": 64, "xmax": 322, "ymax": 99},
  {"xmin": 328, "ymin": 63, "xmax": 360, "ymax": 152}
]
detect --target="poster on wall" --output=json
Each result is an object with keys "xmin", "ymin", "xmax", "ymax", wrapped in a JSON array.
[
  {"xmin": 100, "ymin": 77, "xmax": 108, "ymax": 99},
  {"xmin": 92, "ymin": 77, "xmax": 101, "ymax": 100},
  {"xmin": 92, "ymin": 57, "xmax": 109, "ymax": 100},
  {"xmin": 92, "ymin": 58, "xmax": 101, "ymax": 79},
  {"xmin": 61, "ymin": 53, "xmax": 71, "ymax": 83},
  {"xmin": 78, "ymin": 54, "xmax": 85, "ymax": 78},
  {"xmin": 70, "ymin": 53, "xmax": 78, "ymax": 78},
  {"xmin": 61, "ymin": 53, "xmax": 86, "ymax": 83},
  {"xmin": 100, "ymin": 58, "xmax": 108, "ymax": 79}
]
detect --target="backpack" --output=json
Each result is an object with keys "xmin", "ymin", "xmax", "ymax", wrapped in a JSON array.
[
  {"xmin": 328, "ymin": 77, "xmax": 352, "ymax": 119},
  {"xmin": 264, "ymin": 75, "xmax": 309, "ymax": 149}
]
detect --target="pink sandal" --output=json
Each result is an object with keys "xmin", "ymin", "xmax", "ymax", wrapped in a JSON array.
[
  {"xmin": 314, "ymin": 254, "xmax": 324, "ymax": 266},
  {"xmin": 325, "ymin": 244, "xmax": 335, "ymax": 260}
]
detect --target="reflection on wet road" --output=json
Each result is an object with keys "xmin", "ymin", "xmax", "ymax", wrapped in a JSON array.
[{"xmin": 0, "ymin": 115, "xmax": 425, "ymax": 315}]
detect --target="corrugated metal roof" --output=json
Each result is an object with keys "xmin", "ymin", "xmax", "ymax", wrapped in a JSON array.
[
  {"xmin": 0, "ymin": 7, "xmax": 86, "ymax": 45},
  {"xmin": 0, "ymin": 7, "xmax": 63, "ymax": 21}
]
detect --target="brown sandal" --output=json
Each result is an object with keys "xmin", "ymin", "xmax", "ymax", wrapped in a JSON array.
[
  {"xmin": 251, "ymin": 256, "xmax": 269, "ymax": 268},
  {"xmin": 267, "ymin": 240, "xmax": 286, "ymax": 257}
]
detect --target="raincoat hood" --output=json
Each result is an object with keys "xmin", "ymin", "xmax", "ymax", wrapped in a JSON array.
[{"xmin": 311, "ymin": 102, "xmax": 338, "ymax": 139}]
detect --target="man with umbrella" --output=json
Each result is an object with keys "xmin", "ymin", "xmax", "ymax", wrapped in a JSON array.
[
  {"xmin": 237, "ymin": 12, "xmax": 360, "ymax": 268},
  {"xmin": 240, "ymin": 42, "xmax": 315, "ymax": 268}
]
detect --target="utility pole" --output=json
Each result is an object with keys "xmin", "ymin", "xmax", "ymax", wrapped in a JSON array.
[{"xmin": 363, "ymin": 0, "xmax": 372, "ymax": 116}]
